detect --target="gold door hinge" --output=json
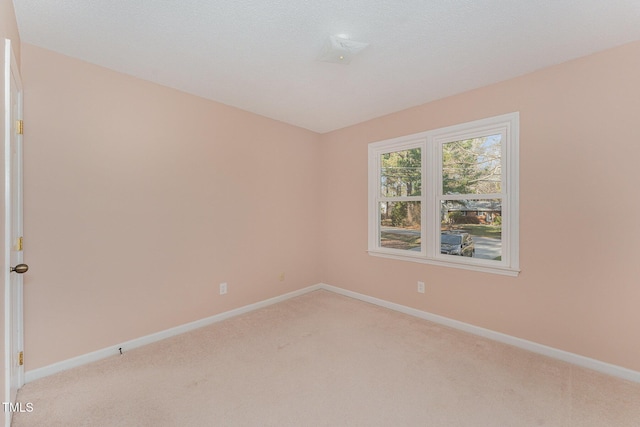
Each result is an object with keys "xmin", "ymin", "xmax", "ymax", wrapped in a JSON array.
[
  {"xmin": 16, "ymin": 236, "xmax": 23, "ymax": 251},
  {"xmin": 16, "ymin": 120, "xmax": 23, "ymax": 135},
  {"xmin": 18, "ymin": 351, "xmax": 23, "ymax": 366}
]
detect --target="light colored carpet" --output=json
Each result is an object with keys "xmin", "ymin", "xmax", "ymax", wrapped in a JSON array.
[{"xmin": 12, "ymin": 290, "xmax": 640, "ymax": 426}]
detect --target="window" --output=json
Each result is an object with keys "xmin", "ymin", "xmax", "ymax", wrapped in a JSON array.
[{"xmin": 368, "ymin": 113, "xmax": 519, "ymax": 276}]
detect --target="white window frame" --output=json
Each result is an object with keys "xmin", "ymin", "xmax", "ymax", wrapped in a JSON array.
[{"xmin": 368, "ymin": 112, "xmax": 520, "ymax": 276}]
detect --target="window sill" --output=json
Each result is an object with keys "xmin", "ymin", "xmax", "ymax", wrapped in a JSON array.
[{"xmin": 367, "ymin": 250, "xmax": 520, "ymax": 277}]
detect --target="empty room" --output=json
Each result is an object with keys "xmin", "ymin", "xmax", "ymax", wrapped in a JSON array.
[{"xmin": 2, "ymin": 0, "xmax": 640, "ymax": 425}]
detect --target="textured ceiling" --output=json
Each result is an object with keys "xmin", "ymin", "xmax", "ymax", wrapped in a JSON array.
[{"xmin": 13, "ymin": 0, "xmax": 640, "ymax": 133}]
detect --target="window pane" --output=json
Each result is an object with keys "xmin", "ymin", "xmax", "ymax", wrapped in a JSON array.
[
  {"xmin": 380, "ymin": 201, "xmax": 421, "ymax": 251},
  {"xmin": 440, "ymin": 199, "xmax": 502, "ymax": 260},
  {"xmin": 381, "ymin": 148, "xmax": 421, "ymax": 197},
  {"xmin": 442, "ymin": 135, "xmax": 501, "ymax": 195}
]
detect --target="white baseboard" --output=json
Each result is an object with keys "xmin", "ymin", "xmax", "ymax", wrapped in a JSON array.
[
  {"xmin": 26, "ymin": 282, "xmax": 640, "ymax": 384},
  {"xmin": 25, "ymin": 284, "xmax": 322, "ymax": 383},
  {"xmin": 319, "ymin": 283, "xmax": 640, "ymax": 384}
]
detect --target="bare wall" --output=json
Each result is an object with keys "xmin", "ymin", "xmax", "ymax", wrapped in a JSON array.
[
  {"xmin": 21, "ymin": 43, "xmax": 323, "ymax": 370},
  {"xmin": 319, "ymin": 41, "xmax": 640, "ymax": 372}
]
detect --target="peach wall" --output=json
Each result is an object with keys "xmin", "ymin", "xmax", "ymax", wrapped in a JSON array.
[
  {"xmin": 21, "ymin": 44, "xmax": 323, "ymax": 370},
  {"xmin": 320, "ymin": 41, "xmax": 640, "ymax": 372},
  {"xmin": 0, "ymin": 0, "xmax": 19, "ymax": 62},
  {"xmin": 1, "ymin": 0, "xmax": 20, "ymax": 407}
]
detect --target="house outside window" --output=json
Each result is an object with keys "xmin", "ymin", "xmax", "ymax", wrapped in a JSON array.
[{"xmin": 368, "ymin": 113, "xmax": 519, "ymax": 276}]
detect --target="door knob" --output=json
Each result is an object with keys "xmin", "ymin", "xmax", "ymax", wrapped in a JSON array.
[{"xmin": 10, "ymin": 264, "xmax": 28, "ymax": 274}]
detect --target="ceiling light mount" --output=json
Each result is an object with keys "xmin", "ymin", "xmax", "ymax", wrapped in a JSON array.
[{"xmin": 318, "ymin": 35, "xmax": 369, "ymax": 64}]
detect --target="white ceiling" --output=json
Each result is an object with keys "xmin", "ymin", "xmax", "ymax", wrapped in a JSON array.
[{"xmin": 13, "ymin": 0, "xmax": 640, "ymax": 133}]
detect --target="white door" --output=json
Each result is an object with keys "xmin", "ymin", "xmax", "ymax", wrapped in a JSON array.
[{"xmin": 4, "ymin": 37, "xmax": 25, "ymax": 413}]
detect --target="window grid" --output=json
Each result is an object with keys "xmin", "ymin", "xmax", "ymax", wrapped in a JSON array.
[{"xmin": 368, "ymin": 113, "xmax": 519, "ymax": 276}]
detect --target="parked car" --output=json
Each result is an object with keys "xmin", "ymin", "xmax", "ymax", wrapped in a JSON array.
[{"xmin": 440, "ymin": 231, "xmax": 475, "ymax": 257}]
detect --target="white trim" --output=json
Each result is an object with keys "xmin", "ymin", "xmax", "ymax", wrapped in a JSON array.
[
  {"xmin": 25, "ymin": 284, "xmax": 322, "ymax": 383},
  {"xmin": 25, "ymin": 283, "xmax": 640, "ymax": 385},
  {"xmin": 3, "ymin": 37, "xmax": 12, "ymax": 427},
  {"xmin": 4, "ymin": 38, "xmax": 23, "ymax": 427},
  {"xmin": 367, "ymin": 250, "xmax": 520, "ymax": 277},
  {"xmin": 319, "ymin": 284, "xmax": 640, "ymax": 384}
]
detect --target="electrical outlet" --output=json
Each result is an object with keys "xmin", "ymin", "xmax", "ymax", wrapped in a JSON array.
[
  {"xmin": 219, "ymin": 282, "xmax": 228, "ymax": 295},
  {"xmin": 417, "ymin": 281, "xmax": 425, "ymax": 294},
  {"xmin": 278, "ymin": 272, "xmax": 285, "ymax": 282}
]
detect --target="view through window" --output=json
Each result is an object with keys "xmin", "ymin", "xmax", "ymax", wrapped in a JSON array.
[{"xmin": 440, "ymin": 135, "xmax": 503, "ymax": 261}]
